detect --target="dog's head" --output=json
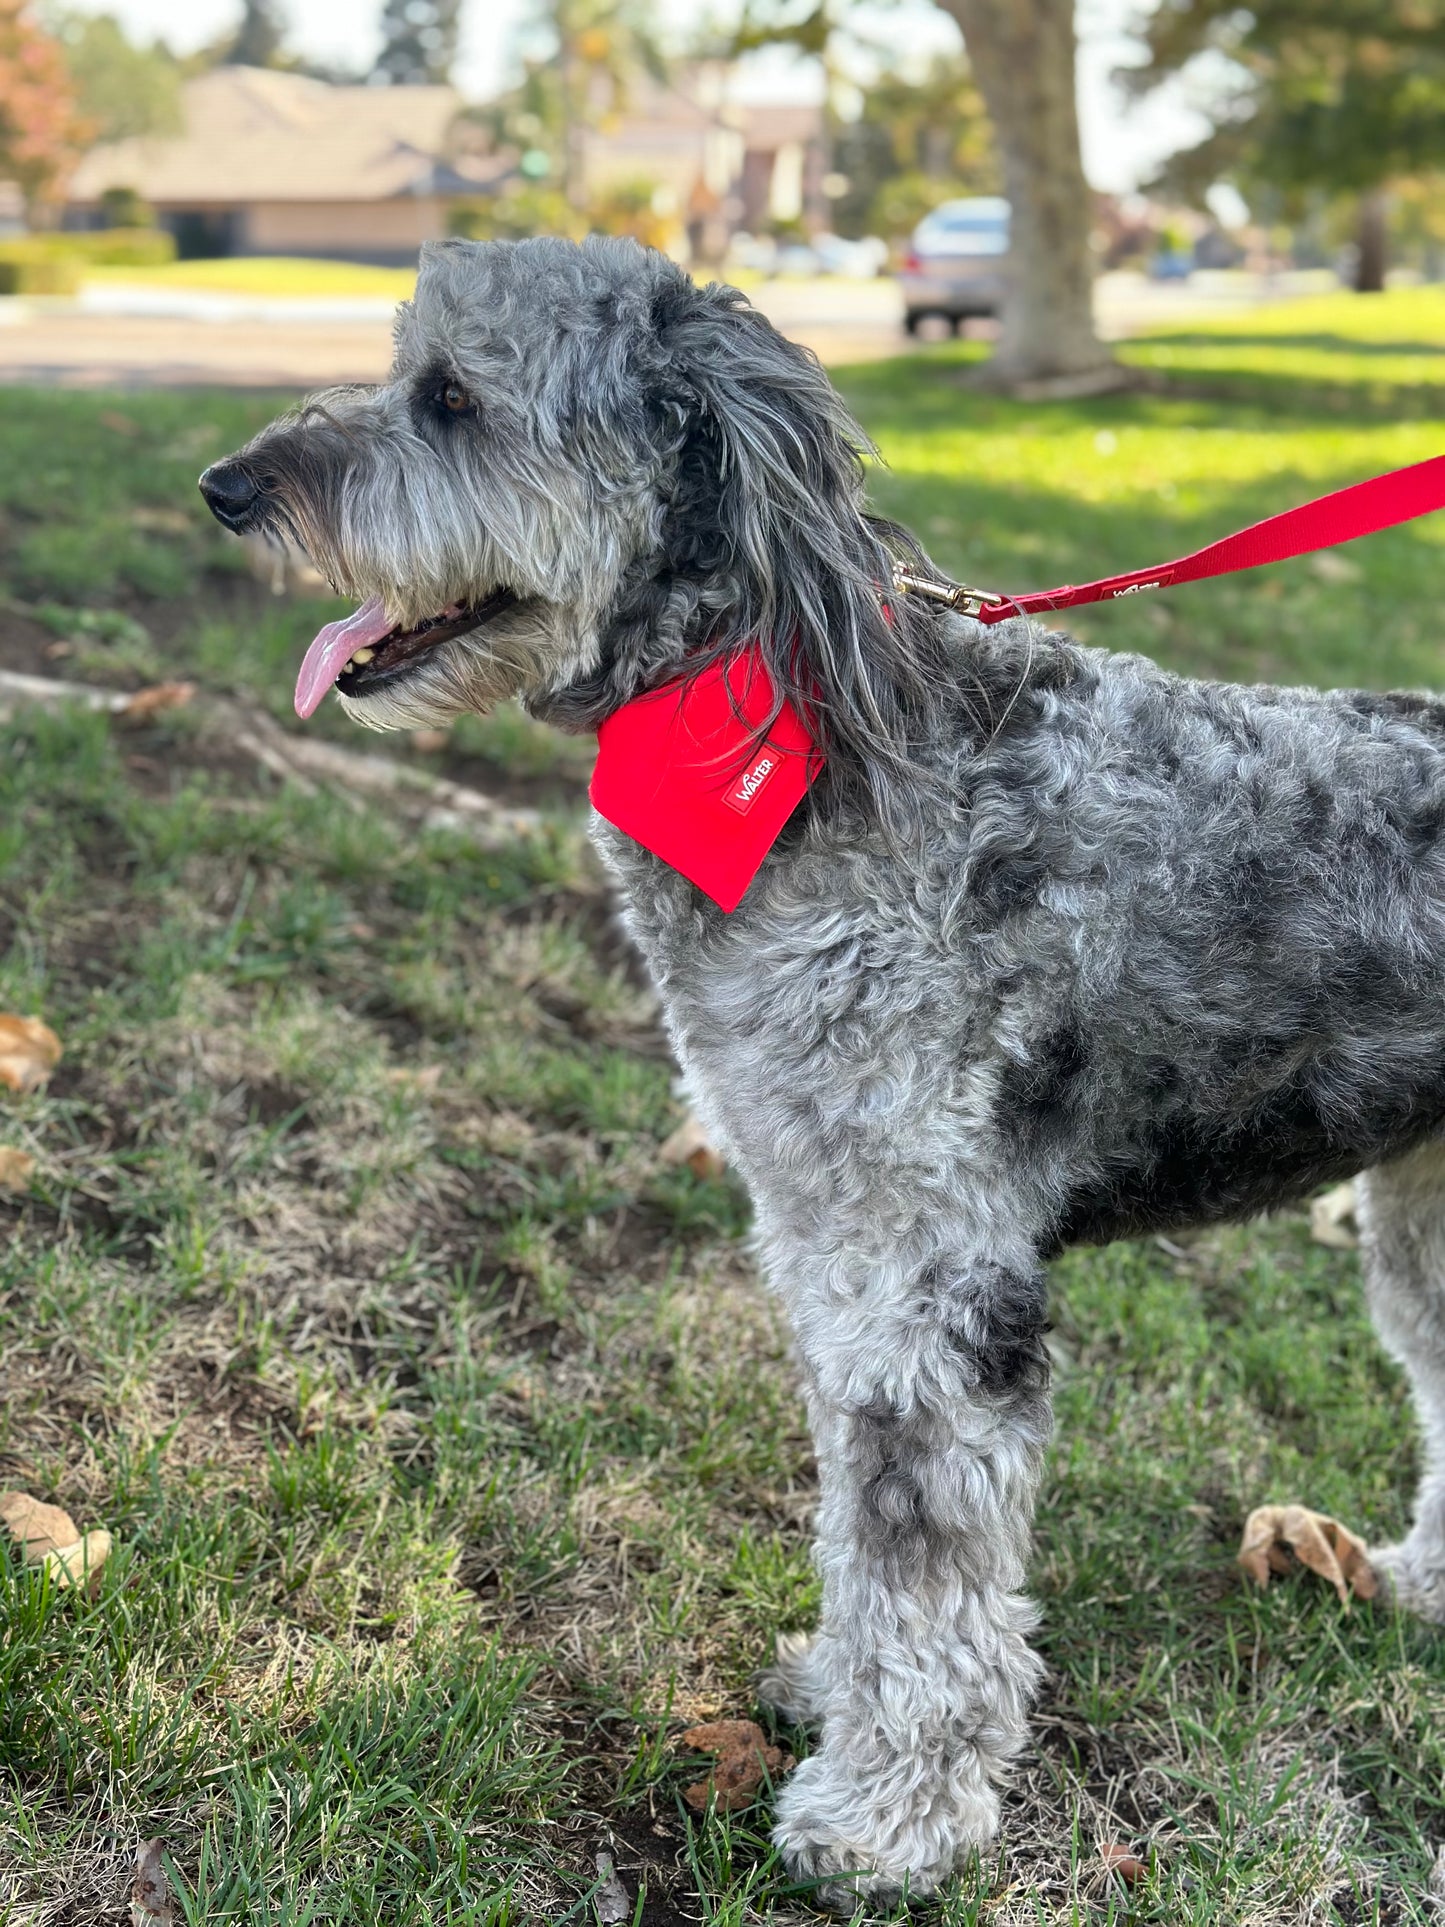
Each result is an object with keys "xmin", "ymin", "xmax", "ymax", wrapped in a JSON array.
[{"xmin": 200, "ymin": 235, "xmax": 952, "ymax": 813}]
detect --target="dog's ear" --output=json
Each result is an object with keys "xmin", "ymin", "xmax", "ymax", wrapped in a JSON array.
[
  {"xmin": 652, "ymin": 281, "xmax": 872, "ymax": 585},
  {"xmin": 642, "ymin": 281, "xmax": 959, "ymax": 829}
]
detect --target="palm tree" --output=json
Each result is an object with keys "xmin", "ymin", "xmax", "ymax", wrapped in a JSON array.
[{"xmin": 515, "ymin": 0, "xmax": 668, "ymax": 206}]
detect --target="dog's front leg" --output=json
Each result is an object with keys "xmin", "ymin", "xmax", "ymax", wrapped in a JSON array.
[{"xmin": 769, "ymin": 1256, "xmax": 1052, "ymax": 1911}]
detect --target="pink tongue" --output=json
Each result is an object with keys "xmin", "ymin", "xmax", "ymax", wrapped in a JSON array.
[{"xmin": 294, "ymin": 595, "xmax": 395, "ymax": 719}]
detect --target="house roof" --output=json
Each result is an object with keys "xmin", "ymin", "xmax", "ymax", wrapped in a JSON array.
[{"xmin": 69, "ymin": 65, "xmax": 499, "ymax": 207}]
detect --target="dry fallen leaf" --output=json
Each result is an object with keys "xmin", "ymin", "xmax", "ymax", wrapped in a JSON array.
[
  {"xmin": 679, "ymin": 1718, "xmax": 791, "ymax": 1813},
  {"xmin": 121, "ymin": 682, "xmax": 196, "ymax": 719},
  {"xmin": 1238, "ymin": 1502, "xmax": 1378, "ymax": 1606},
  {"xmin": 43, "ymin": 1530, "xmax": 113, "ymax": 1589},
  {"xmin": 131, "ymin": 1838, "xmax": 175, "ymax": 1926},
  {"xmin": 0, "ymin": 1491, "xmax": 77, "ymax": 1556},
  {"xmin": 0, "ymin": 1146, "xmax": 34, "ymax": 1190},
  {"xmin": 1310, "ymin": 1179, "xmax": 1359, "ymax": 1249},
  {"xmin": 386, "ymin": 1064, "xmax": 444, "ymax": 1094},
  {"xmin": 0, "ymin": 1015, "xmax": 61, "ymax": 1095},
  {"xmin": 659, "ymin": 1114, "xmax": 725, "ymax": 1181},
  {"xmin": 1099, "ymin": 1840, "xmax": 1147, "ymax": 1885},
  {"xmin": 0, "ymin": 1490, "xmax": 113, "ymax": 1591}
]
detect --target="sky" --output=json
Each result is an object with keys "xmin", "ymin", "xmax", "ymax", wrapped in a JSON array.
[{"xmin": 58, "ymin": 0, "xmax": 1216, "ymax": 196}]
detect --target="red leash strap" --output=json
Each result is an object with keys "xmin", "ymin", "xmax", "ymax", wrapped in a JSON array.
[{"xmin": 914, "ymin": 452, "xmax": 1445, "ymax": 626}]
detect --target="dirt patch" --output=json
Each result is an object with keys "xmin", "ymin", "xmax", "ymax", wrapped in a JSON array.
[
  {"xmin": 426, "ymin": 741, "xmax": 590, "ymax": 813},
  {"xmin": 598, "ymin": 1806, "xmax": 699, "ymax": 1926},
  {"xmin": 0, "ymin": 604, "xmax": 72, "ymax": 681}
]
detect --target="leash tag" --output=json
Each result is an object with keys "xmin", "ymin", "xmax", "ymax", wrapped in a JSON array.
[{"xmin": 590, "ymin": 652, "xmax": 818, "ymax": 913}]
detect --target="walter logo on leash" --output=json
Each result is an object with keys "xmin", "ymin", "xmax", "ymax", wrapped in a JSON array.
[{"xmin": 202, "ymin": 233, "xmax": 1445, "ymax": 1911}]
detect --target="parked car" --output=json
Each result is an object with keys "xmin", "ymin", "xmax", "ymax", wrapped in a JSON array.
[{"xmin": 899, "ymin": 197, "xmax": 1011, "ymax": 334}]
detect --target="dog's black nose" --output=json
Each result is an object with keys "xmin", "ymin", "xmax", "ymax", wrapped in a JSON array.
[{"xmin": 199, "ymin": 460, "xmax": 259, "ymax": 529}]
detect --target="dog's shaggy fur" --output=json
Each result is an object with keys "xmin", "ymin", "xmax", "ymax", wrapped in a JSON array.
[{"xmin": 202, "ymin": 235, "xmax": 1445, "ymax": 1908}]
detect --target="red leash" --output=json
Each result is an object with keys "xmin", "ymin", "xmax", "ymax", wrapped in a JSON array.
[
  {"xmin": 593, "ymin": 453, "xmax": 1445, "ymax": 911},
  {"xmin": 898, "ymin": 451, "xmax": 1445, "ymax": 623}
]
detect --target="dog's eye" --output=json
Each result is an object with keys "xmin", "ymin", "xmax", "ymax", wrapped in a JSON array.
[{"xmin": 440, "ymin": 382, "xmax": 471, "ymax": 415}]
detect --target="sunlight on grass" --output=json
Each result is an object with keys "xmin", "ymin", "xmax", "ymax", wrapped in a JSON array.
[
  {"xmin": 1120, "ymin": 283, "xmax": 1445, "ymax": 405},
  {"xmin": 837, "ymin": 287, "xmax": 1445, "ymax": 694},
  {"xmin": 1142, "ymin": 282, "xmax": 1445, "ymax": 343},
  {"xmin": 84, "ymin": 255, "xmax": 418, "ymax": 300}
]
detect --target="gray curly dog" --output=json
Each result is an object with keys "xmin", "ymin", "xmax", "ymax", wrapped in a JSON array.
[{"xmin": 200, "ymin": 234, "xmax": 1445, "ymax": 1909}]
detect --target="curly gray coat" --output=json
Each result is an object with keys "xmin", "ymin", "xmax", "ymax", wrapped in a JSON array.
[{"xmin": 200, "ymin": 235, "xmax": 1445, "ymax": 1910}]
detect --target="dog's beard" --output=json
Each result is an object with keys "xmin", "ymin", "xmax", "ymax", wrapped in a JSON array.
[{"xmin": 335, "ymin": 625, "xmax": 525, "ymax": 732}]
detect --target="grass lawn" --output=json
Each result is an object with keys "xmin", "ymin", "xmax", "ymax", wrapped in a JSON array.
[
  {"xmin": 82, "ymin": 257, "xmax": 419, "ymax": 300},
  {"xmin": 1, "ymin": 290, "xmax": 1445, "ymax": 1923},
  {"xmin": 73, "ymin": 258, "xmax": 772, "ymax": 302}
]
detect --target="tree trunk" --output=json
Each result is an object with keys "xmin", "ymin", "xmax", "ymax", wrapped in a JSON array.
[
  {"xmin": 937, "ymin": 0, "xmax": 1119, "ymax": 392},
  {"xmin": 1355, "ymin": 188, "xmax": 1388, "ymax": 294}
]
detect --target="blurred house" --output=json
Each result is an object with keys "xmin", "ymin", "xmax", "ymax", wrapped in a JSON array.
[
  {"xmin": 64, "ymin": 66, "xmax": 510, "ymax": 262},
  {"xmin": 577, "ymin": 68, "xmax": 827, "ymax": 261}
]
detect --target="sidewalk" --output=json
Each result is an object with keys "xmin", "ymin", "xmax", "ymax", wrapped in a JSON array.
[{"xmin": 0, "ymin": 269, "xmax": 1336, "ymax": 390}]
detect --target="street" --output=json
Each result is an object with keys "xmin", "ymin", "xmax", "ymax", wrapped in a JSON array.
[{"xmin": 0, "ymin": 268, "xmax": 1338, "ymax": 389}]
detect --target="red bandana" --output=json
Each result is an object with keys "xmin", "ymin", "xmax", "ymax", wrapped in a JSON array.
[{"xmin": 590, "ymin": 650, "xmax": 819, "ymax": 913}]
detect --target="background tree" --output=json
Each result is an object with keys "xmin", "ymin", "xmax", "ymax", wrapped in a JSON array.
[
  {"xmin": 1129, "ymin": 0, "xmax": 1445, "ymax": 293},
  {"xmin": 0, "ymin": 0, "xmax": 87, "ymax": 216},
  {"xmin": 729, "ymin": 0, "xmax": 1117, "ymax": 393},
  {"xmin": 373, "ymin": 0, "xmax": 462, "ymax": 87},
  {"xmin": 464, "ymin": 0, "xmax": 666, "ymax": 207},
  {"xmin": 223, "ymin": 0, "xmax": 284, "ymax": 68},
  {"xmin": 933, "ymin": 0, "xmax": 1115, "ymax": 389},
  {"xmin": 829, "ymin": 51, "xmax": 997, "ymax": 239},
  {"xmin": 50, "ymin": 10, "xmax": 181, "ymax": 142}
]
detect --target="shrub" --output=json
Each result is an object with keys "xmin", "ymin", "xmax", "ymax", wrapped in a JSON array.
[
  {"xmin": 449, "ymin": 182, "xmax": 677, "ymax": 252},
  {"xmin": 0, "ymin": 228, "xmax": 177, "ymax": 284},
  {"xmin": 70, "ymin": 227, "xmax": 176, "ymax": 267},
  {"xmin": 99, "ymin": 185, "xmax": 154, "ymax": 229},
  {"xmin": 449, "ymin": 188, "xmax": 585, "ymax": 243},
  {"xmin": 591, "ymin": 179, "xmax": 674, "ymax": 253},
  {"xmin": 0, "ymin": 251, "xmax": 81, "ymax": 295}
]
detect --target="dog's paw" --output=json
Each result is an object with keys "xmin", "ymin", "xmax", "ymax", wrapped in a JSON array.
[
  {"xmin": 756, "ymin": 1630, "xmax": 828, "ymax": 1726},
  {"xmin": 771, "ymin": 1747, "xmax": 997, "ymax": 1915},
  {"xmin": 1369, "ymin": 1539, "xmax": 1445, "ymax": 1622}
]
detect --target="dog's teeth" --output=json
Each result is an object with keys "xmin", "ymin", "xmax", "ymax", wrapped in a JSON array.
[{"xmin": 351, "ymin": 647, "xmax": 375, "ymax": 666}]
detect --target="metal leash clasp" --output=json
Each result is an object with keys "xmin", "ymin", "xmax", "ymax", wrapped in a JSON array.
[{"xmin": 892, "ymin": 566, "xmax": 1008, "ymax": 619}]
